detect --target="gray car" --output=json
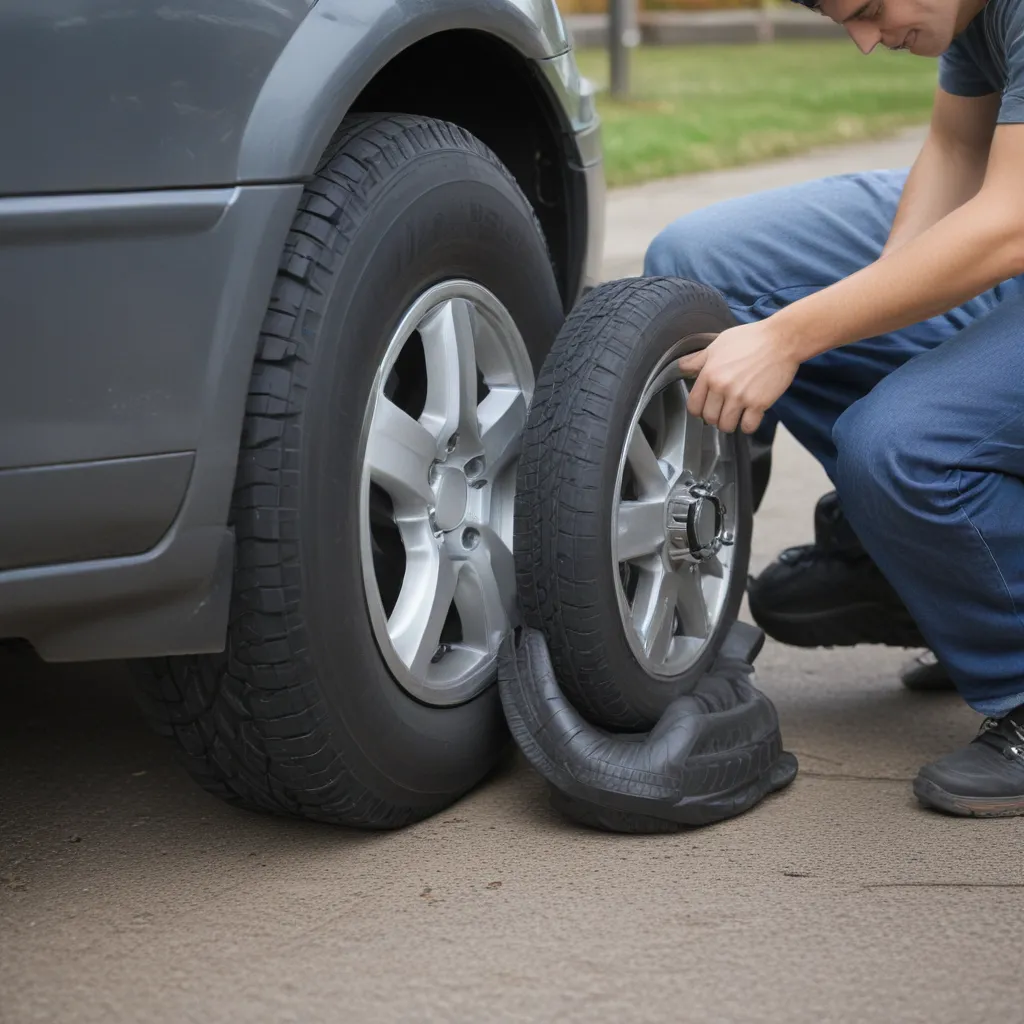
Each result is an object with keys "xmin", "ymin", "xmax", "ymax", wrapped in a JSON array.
[{"xmin": 0, "ymin": 0, "xmax": 604, "ymax": 828}]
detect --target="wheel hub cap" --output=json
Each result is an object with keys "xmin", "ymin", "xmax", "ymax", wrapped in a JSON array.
[
  {"xmin": 431, "ymin": 466, "xmax": 469, "ymax": 532},
  {"xmin": 666, "ymin": 487, "xmax": 724, "ymax": 564}
]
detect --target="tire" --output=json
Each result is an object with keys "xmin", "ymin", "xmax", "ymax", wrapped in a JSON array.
[
  {"xmin": 135, "ymin": 114, "xmax": 564, "ymax": 828},
  {"xmin": 514, "ymin": 277, "xmax": 753, "ymax": 732}
]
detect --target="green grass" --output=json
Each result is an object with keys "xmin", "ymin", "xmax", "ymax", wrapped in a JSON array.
[{"xmin": 575, "ymin": 42, "xmax": 938, "ymax": 187}]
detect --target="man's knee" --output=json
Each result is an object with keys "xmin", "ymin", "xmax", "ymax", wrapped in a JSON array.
[
  {"xmin": 644, "ymin": 215, "xmax": 711, "ymax": 281},
  {"xmin": 832, "ymin": 392, "xmax": 944, "ymax": 527}
]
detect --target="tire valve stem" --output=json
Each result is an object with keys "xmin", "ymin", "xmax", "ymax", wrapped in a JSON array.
[{"xmin": 431, "ymin": 643, "xmax": 450, "ymax": 664}]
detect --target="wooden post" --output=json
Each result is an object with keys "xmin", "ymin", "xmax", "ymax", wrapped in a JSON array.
[{"xmin": 609, "ymin": 0, "xmax": 638, "ymax": 99}]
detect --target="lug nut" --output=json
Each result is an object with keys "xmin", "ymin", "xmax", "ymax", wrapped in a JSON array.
[
  {"xmin": 446, "ymin": 432, "xmax": 459, "ymax": 453},
  {"xmin": 464, "ymin": 456, "xmax": 485, "ymax": 479},
  {"xmin": 462, "ymin": 527, "xmax": 480, "ymax": 550}
]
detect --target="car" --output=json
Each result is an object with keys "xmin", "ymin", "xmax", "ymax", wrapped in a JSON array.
[{"xmin": 0, "ymin": 0, "xmax": 604, "ymax": 830}]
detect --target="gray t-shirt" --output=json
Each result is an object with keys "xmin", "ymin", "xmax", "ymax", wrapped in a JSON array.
[{"xmin": 939, "ymin": 0, "xmax": 1024, "ymax": 122}]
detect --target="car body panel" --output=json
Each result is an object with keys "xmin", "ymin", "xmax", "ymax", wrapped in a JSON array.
[
  {"xmin": 0, "ymin": 0, "xmax": 603, "ymax": 661},
  {"xmin": 0, "ymin": 453, "xmax": 194, "ymax": 572},
  {"xmin": 0, "ymin": 0, "xmax": 571, "ymax": 197},
  {"xmin": 0, "ymin": 182, "xmax": 301, "ymax": 656}
]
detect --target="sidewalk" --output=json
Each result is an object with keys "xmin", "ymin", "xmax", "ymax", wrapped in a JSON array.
[{"xmin": 601, "ymin": 125, "xmax": 928, "ymax": 280}]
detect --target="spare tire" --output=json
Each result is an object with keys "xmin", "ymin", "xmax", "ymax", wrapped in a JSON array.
[{"xmin": 514, "ymin": 277, "xmax": 752, "ymax": 732}]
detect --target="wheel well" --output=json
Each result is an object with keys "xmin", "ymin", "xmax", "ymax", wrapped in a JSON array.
[{"xmin": 350, "ymin": 30, "xmax": 583, "ymax": 311}]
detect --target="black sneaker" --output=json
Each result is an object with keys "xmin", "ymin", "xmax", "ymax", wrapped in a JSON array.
[
  {"xmin": 914, "ymin": 707, "xmax": 1024, "ymax": 817},
  {"xmin": 900, "ymin": 650, "xmax": 956, "ymax": 692},
  {"xmin": 747, "ymin": 491, "xmax": 925, "ymax": 649}
]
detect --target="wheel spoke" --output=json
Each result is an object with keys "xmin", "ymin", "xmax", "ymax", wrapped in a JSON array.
[
  {"xmin": 701, "ymin": 553, "xmax": 726, "ymax": 579},
  {"xmin": 655, "ymin": 380, "xmax": 690, "ymax": 485},
  {"xmin": 453, "ymin": 526, "xmax": 516, "ymax": 652},
  {"xmin": 681, "ymin": 405, "xmax": 706, "ymax": 481},
  {"xmin": 626, "ymin": 425, "xmax": 669, "ymax": 500},
  {"xmin": 701, "ymin": 428, "xmax": 726, "ymax": 482},
  {"xmin": 631, "ymin": 566, "xmax": 679, "ymax": 664},
  {"xmin": 420, "ymin": 297, "xmax": 482, "ymax": 451},
  {"xmin": 675, "ymin": 567, "xmax": 711, "ymax": 640},
  {"xmin": 616, "ymin": 499, "xmax": 666, "ymax": 563},
  {"xmin": 478, "ymin": 388, "xmax": 526, "ymax": 475},
  {"xmin": 639, "ymin": 387, "xmax": 666, "ymax": 447},
  {"xmin": 367, "ymin": 396, "xmax": 436, "ymax": 512},
  {"xmin": 388, "ymin": 543, "xmax": 460, "ymax": 676}
]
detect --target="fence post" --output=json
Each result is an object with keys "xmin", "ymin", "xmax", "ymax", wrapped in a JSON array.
[{"xmin": 609, "ymin": 0, "xmax": 638, "ymax": 100}]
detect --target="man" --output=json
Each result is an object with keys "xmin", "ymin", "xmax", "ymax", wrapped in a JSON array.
[{"xmin": 645, "ymin": 0, "xmax": 1024, "ymax": 816}]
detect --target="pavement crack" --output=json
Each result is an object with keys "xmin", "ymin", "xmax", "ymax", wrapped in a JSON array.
[
  {"xmin": 790, "ymin": 749, "xmax": 845, "ymax": 767},
  {"xmin": 801, "ymin": 770, "xmax": 912, "ymax": 783},
  {"xmin": 863, "ymin": 882, "xmax": 1024, "ymax": 890}
]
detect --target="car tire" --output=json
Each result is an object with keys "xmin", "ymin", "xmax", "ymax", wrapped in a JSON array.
[
  {"xmin": 514, "ymin": 277, "xmax": 752, "ymax": 732},
  {"xmin": 134, "ymin": 113, "xmax": 565, "ymax": 828}
]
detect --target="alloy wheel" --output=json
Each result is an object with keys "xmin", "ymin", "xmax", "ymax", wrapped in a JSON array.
[{"xmin": 359, "ymin": 281, "xmax": 535, "ymax": 706}]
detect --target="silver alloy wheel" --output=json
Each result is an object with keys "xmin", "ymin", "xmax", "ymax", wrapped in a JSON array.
[
  {"xmin": 359, "ymin": 281, "xmax": 535, "ymax": 706},
  {"xmin": 612, "ymin": 339, "xmax": 739, "ymax": 678}
]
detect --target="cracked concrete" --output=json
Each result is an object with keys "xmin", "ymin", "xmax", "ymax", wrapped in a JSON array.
[{"xmin": 3, "ymin": 128, "xmax": 1023, "ymax": 1024}]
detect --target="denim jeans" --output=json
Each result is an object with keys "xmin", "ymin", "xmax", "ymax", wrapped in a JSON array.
[{"xmin": 644, "ymin": 169, "xmax": 1024, "ymax": 716}]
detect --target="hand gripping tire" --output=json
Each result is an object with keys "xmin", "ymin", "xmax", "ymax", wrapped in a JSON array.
[{"xmin": 498, "ymin": 620, "xmax": 797, "ymax": 833}]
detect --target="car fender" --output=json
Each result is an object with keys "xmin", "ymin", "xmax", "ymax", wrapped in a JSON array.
[{"xmin": 237, "ymin": 0, "xmax": 571, "ymax": 183}]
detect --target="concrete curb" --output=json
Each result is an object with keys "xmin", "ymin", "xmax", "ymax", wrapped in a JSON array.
[{"xmin": 566, "ymin": 10, "xmax": 846, "ymax": 47}]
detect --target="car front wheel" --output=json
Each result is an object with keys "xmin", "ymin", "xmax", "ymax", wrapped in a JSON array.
[{"xmin": 135, "ymin": 113, "xmax": 564, "ymax": 828}]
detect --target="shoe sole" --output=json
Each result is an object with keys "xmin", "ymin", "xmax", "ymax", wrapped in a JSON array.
[
  {"xmin": 748, "ymin": 601, "xmax": 924, "ymax": 650},
  {"xmin": 913, "ymin": 776, "xmax": 1024, "ymax": 818}
]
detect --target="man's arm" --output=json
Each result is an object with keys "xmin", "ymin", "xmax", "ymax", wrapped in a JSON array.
[
  {"xmin": 680, "ymin": 113, "xmax": 1023, "ymax": 434},
  {"xmin": 772, "ymin": 115, "xmax": 1024, "ymax": 363},
  {"xmin": 880, "ymin": 87, "xmax": 999, "ymax": 259}
]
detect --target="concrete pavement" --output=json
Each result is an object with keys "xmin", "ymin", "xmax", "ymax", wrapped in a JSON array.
[{"xmin": 4, "ymin": 128, "xmax": 1023, "ymax": 1024}]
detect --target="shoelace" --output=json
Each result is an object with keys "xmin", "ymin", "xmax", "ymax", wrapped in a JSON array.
[{"xmin": 977, "ymin": 714, "xmax": 1024, "ymax": 762}]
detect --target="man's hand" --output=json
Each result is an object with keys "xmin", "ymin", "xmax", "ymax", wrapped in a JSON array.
[{"xmin": 678, "ymin": 320, "xmax": 799, "ymax": 435}]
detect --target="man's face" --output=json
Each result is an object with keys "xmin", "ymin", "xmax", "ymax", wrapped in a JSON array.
[{"xmin": 817, "ymin": 0, "xmax": 968, "ymax": 58}]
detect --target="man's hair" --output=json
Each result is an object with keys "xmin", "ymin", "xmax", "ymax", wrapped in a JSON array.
[{"xmin": 791, "ymin": 0, "xmax": 820, "ymax": 8}]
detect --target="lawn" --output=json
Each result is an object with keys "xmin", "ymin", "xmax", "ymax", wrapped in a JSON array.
[{"xmin": 575, "ymin": 42, "xmax": 938, "ymax": 187}]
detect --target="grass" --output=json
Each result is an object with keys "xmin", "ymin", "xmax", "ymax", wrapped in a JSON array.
[{"xmin": 575, "ymin": 42, "xmax": 938, "ymax": 187}]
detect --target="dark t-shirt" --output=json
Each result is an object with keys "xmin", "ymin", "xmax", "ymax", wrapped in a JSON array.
[{"xmin": 939, "ymin": 0, "xmax": 1024, "ymax": 120}]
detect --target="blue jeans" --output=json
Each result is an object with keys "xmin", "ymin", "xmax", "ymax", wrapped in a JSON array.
[{"xmin": 644, "ymin": 169, "xmax": 1024, "ymax": 716}]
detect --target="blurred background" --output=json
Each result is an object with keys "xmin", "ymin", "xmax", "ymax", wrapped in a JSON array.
[{"xmin": 556, "ymin": 0, "xmax": 937, "ymax": 187}]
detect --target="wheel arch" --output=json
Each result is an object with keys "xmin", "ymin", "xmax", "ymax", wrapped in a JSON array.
[
  {"xmin": 238, "ymin": 0, "xmax": 569, "ymax": 181},
  {"xmin": 238, "ymin": 2, "xmax": 588, "ymax": 309}
]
